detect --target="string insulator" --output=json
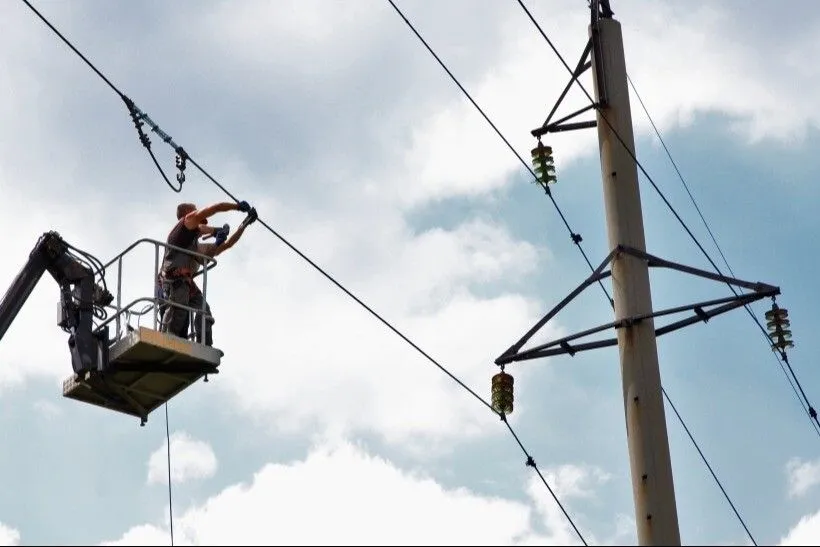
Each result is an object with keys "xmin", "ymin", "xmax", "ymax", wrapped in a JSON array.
[
  {"xmin": 765, "ymin": 302, "xmax": 794, "ymax": 351},
  {"xmin": 491, "ymin": 371, "xmax": 514, "ymax": 415},
  {"xmin": 530, "ymin": 140, "xmax": 557, "ymax": 187}
]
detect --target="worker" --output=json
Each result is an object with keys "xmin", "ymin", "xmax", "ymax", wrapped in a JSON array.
[{"xmin": 158, "ymin": 200, "xmax": 253, "ymax": 345}]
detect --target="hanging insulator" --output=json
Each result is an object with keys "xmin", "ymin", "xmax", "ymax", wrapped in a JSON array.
[
  {"xmin": 530, "ymin": 140, "xmax": 557, "ymax": 187},
  {"xmin": 765, "ymin": 302, "xmax": 794, "ymax": 351},
  {"xmin": 491, "ymin": 370, "xmax": 514, "ymax": 415}
]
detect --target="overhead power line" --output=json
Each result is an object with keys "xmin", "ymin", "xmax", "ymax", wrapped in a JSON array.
[{"xmin": 18, "ymin": 1, "xmax": 587, "ymax": 544}]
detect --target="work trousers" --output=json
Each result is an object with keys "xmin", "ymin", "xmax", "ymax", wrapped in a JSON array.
[{"xmin": 159, "ymin": 276, "xmax": 214, "ymax": 346}]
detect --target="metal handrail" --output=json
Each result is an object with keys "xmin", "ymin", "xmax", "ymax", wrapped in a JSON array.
[
  {"xmin": 97, "ymin": 296, "xmax": 214, "ymax": 342},
  {"xmin": 100, "ymin": 237, "xmax": 218, "ymax": 274},
  {"xmin": 100, "ymin": 237, "xmax": 220, "ymax": 342}
]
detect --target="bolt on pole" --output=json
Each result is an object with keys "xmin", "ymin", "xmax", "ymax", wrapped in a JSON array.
[{"xmin": 589, "ymin": 13, "xmax": 682, "ymax": 546}]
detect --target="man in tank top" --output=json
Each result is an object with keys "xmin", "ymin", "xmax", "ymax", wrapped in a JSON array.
[{"xmin": 158, "ymin": 200, "xmax": 252, "ymax": 345}]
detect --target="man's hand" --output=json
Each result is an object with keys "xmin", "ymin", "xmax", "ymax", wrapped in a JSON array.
[
  {"xmin": 214, "ymin": 225, "xmax": 230, "ymax": 246},
  {"xmin": 237, "ymin": 200, "xmax": 252, "ymax": 213},
  {"xmin": 240, "ymin": 207, "xmax": 258, "ymax": 228}
]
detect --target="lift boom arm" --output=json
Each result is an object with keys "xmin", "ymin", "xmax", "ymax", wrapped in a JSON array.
[{"xmin": 0, "ymin": 231, "xmax": 112, "ymax": 374}]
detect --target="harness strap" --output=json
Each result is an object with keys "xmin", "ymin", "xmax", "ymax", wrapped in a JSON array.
[{"xmin": 159, "ymin": 268, "xmax": 200, "ymax": 299}]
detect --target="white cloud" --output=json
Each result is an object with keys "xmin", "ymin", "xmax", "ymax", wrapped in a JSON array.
[
  {"xmin": 101, "ymin": 524, "xmax": 169, "ymax": 547},
  {"xmin": 610, "ymin": 513, "xmax": 637, "ymax": 546},
  {"xmin": 523, "ymin": 461, "xmax": 617, "ymax": 547},
  {"xmin": 619, "ymin": 2, "xmax": 818, "ymax": 145},
  {"xmin": 147, "ymin": 431, "xmax": 218, "ymax": 486},
  {"xmin": 779, "ymin": 509, "xmax": 820, "ymax": 546},
  {"xmin": 0, "ymin": 523, "xmax": 20, "ymax": 547},
  {"xmin": 208, "ymin": 244, "xmax": 552, "ymax": 448},
  {"xmin": 543, "ymin": 464, "xmax": 612, "ymax": 501},
  {"xmin": 107, "ymin": 440, "xmax": 615, "ymax": 546},
  {"xmin": 786, "ymin": 458, "xmax": 820, "ymax": 498}
]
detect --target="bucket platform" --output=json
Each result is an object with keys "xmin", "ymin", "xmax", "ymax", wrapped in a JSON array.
[
  {"xmin": 60, "ymin": 237, "xmax": 222, "ymax": 425},
  {"xmin": 63, "ymin": 326, "xmax": 222, "ymax": 424}
]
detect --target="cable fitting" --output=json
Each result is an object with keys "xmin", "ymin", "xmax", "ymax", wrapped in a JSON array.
[
  {"xmin": 175, "ymin": 146, "xmax": 188, "ymax": 185},
  {"xmin": 123, "ymin": 96, "xmax": 151, "ymax": 150}
]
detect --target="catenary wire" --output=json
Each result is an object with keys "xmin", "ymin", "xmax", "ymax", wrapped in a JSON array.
[{"xmin": 18, "ymin": 1, "xmax": 587, "ymax": 544}]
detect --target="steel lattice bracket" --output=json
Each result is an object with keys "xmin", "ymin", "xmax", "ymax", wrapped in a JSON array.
[
  {"xmin": 530, "ymin": 0, "xmax": 615, "ymax": 139},
  {"xmin": 531, "ymin": 37, "xmax": 599, "ymax": 139},
  {"xmin": 494, "ymin": 245, "xmax": 780, "ymax": 366}
]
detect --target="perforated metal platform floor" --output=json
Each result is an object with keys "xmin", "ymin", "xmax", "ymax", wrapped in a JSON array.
[{"xmin": 62, "ymin": 326, "xmax": 222, "ymax": 422}]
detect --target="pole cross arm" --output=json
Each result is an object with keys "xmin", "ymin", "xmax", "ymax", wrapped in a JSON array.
[{"xmin": 494, "ymin": 245, "xmax": 780, "ymax": 366}]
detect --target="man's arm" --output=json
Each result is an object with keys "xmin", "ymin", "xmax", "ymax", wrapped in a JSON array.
[
  {"xmin": 183, "ymin": 202, "xmax": 240, "ymax": 230},
  {"xmin": 198, "ymin": 224, "xmax": 218, "ymax": 237},
  {"xmin": 196, "ymin": 242, "xmax": 219, "ymax": 260}
]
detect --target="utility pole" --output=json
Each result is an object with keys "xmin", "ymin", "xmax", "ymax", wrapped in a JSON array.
[
  {"xmin": 503, "ymin": 2, "xmax": 778, "ymax": 543},
  {"xmin": 589, "ymin": 5, "xmax": 682, "ymax": 545}
]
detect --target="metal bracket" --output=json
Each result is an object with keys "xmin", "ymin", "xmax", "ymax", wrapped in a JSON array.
[
  {"xmin": 495, "ymin": 245, "xmax": 780, "ymax": 366},
  {"xmin": 531, "ymin": 0, "xmax": 614, "ymax": 139},
  {"xmin": 531, "ymin": 38, "xmax": 599, "ymax": 138},
  {"xmin": 530, "ymin": 0, "xmax": 613, "ymax": 137}
]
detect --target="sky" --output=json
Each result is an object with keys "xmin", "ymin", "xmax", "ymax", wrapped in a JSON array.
[{"xmin": 1, "ymin": 0, "xmax": 819, "ymax": 545}]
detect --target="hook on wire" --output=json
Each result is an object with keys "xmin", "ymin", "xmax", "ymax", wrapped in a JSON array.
[{"xmin": 175, "ymin": 146, "xmax": 188, "ymax": 185}]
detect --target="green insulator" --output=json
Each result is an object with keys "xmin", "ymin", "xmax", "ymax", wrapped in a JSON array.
[
  {"xmin": 491, "ymin": 371, "xmax": 514, "ymax": 415},
  {"xmin": 531, "ymin": 142, "xmax": 557, "ymax": 186}
]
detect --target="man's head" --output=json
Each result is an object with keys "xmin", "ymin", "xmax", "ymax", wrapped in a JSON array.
[{"xmin": 176, "ymin": 203, "xmax": 196, "ymax": 220}]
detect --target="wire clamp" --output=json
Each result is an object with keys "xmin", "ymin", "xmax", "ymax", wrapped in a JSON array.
[{"xmin": 175, "ymin": 146, "xmax": 188, "ymax": 185}]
